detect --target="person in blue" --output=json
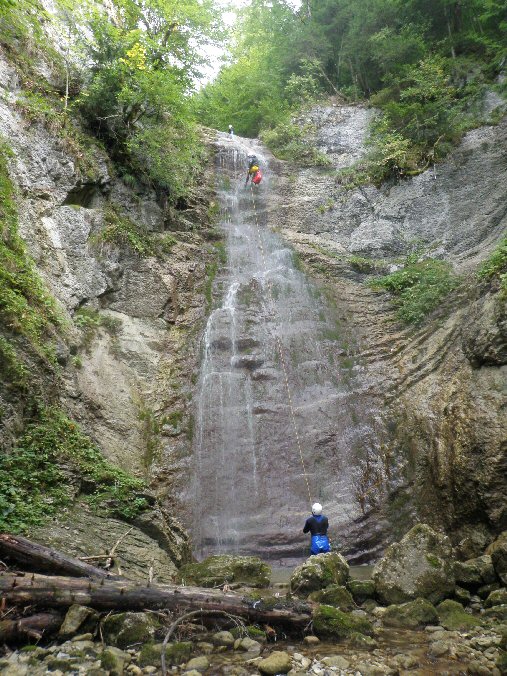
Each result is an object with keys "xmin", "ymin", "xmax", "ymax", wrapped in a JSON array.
[{"xmin": 303, "ymin": 503, "xmax": 330, "ymax": 555}]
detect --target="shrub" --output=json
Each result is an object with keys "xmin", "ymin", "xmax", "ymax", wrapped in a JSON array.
[
  {"xmin": 370, "ymin": 257, "xmax": 459, "ymax": 325},
  {"xmin": 0, "ymin": 407, "xmax": 149, "ymax": 533},
  {"xmin": 478, "ymin": 236, "xmax": 507, "ymax": 297},
  {"xmin": 261, "ymin": 120, "xmax": 331, "ymax": 167}
]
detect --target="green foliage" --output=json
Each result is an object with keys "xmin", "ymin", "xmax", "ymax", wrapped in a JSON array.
[
  {"xmin": 77, "ymin": 0, "xmax": 218, "ymax": 203},
  {"xmin": 261, "ymin": 119, "xmax": 331, "ymax": 166},
  {"xmin": 371, "ymin": 257, "xmax": 459, "ymax": 325},
  {"xmin": 0, "ymin": 138, "xmax": 62, "ymax": 360},
  {"xmin": 478, "ymin": 236, "xmax": 507, "ymax": 296},
  {"xmin": 94, "ymin": 204, "xmax": 154, "ymax": 256},
  {"xmin": 0, "ymin": 407, "xmax": 149, "ymax": 533},
  {"xmin": 198, "ymin": 0, "xmax": 505, "ymax": 179}
]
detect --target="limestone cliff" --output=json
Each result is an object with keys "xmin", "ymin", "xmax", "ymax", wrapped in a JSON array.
[
  {"xmin": 272, "ymin": 103, "xmax": 507, "ymax": 560},
  {"xmin": 0, "ymin": 48, "xmax": 218, "ymax": 579}
]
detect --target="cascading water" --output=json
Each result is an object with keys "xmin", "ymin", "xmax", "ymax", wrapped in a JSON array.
[{"xmin": 187, "ymin": 134, "xmax": 379, "ymax": 564}]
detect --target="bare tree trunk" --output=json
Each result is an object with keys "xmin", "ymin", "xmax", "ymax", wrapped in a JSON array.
[
  {"xmin": 0, "ymin": 612, "xmax": 63, "ymax": 642},
  {"xmin": 0, "ymin": 534, "xmax": 114, "ymax": 579},
  {"xmin": 0, "ymin": 572, "xmax": 312, "ymax": 629}
]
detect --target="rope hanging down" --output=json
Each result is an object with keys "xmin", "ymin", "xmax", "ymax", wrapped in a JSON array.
[{"xmin": 249, "ymin": 184, "xmax": 313, "ymax": 506}]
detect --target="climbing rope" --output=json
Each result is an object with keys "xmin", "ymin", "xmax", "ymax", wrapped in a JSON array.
[{"xmin": 249, "ymin": 183, "xmax": 313, "ymax": 506}]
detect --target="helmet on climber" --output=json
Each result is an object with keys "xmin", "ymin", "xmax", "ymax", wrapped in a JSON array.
[{"xmin": 303, "ymin": 503, "xmax": 330, "ymax": 555}]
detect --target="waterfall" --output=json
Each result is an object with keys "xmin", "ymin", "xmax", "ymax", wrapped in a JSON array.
[{"xmin": 188, "ymin": 134, "xmax": 377, "ymax": 564}]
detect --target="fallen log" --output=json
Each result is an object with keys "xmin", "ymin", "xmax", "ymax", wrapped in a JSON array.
[
  {"xmin": 0, "ymin": 611, "xmax": 63, "ymax": 642},
  {"xmin": 0, "ymin": 534, "xmax": 113, "ymax": 579},
  {"xmin": 0, "ymin": 572, "xmax": 312, "ymax": 629}
]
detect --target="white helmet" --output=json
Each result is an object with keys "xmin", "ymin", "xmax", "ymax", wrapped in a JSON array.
[{"xmin": 312, "ymin": 503, "xmax": 323, "ymax": 516}]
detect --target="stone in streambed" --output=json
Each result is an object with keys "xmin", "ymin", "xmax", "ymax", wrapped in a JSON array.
[
  {"xmin": 100, "ymin": 647, "xmax": 131, "ymax": 675},
  {"xmin": 184, "ymin": 656, "xmax": 210, "ymax": 672},
  {"xmin": 138, "ymin": 641, "xmax": 192, "ymax": 667},
  {"xmin": 178, "ymin": 555, "xmax": 270, "ymax": 588},
  {"xmin": 437, "ymin": 599, "xmax": 481, "ymax": 630},
  {"xmin": 308, "ymin": 584, "xmax": 355, "ymax": 610},
  {"xmin": 485, "ymin": 588, "xmax": 507, "ymax": 607},
  {"xmin": 212, "ymin": 630, "xmax": 235, "ymax": 647},
  {"xmin": 102, "ymin": 612, "xmax": 159, "ymax": 649},
  {"xmin": 312, "ymin": 604, "xmax": 373, "ymax": 640},
  {"xmin": 348, "ymin": 631, "xmax": 378, "ymax": 650},
  {"xmin": 455, "ymin": 585, "xmax": 472, "ymax": 604},
  {"xmin": 382, "ymin": 598, "xmax": 438, "ymax": 628},
  {"xmin": 321, "ymin": 655, "xmax": 350, "ymax": 669},
  {"xmin": 257, "ymin": 650, "xmax": 292, "ymax": 674},
  {"xmin": 373, "ymin": 524, "xmax": 455, "ymax": 605},
  {"xmin": 454, "ymin": 555, "xmax": 496, "ymax": 588},
  {"xmin": 347, "ymin": 579, "xmax": 375, "ymax": 603},
  {"xmin": 59, "ymin": 605, "xmax": 99, "ymax": 637},
  {"xmin": 290, "ymin": 552, "xmax": 349, "ymax": 595}
]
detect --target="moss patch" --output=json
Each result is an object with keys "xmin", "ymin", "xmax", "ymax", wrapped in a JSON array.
[
  {"xmin": 437, "ymin": 600, "xmax": 481, "ymax": 630},
  {"xmin": 312, "ymin": 605, "xmax": 373, "ymax": 641},
  {"xmin": 383, "ymin": 598, "xmax": 438, "ymax": 628},
  {"xmin": 138, "ymin": 642, "xmax": 192, "ymax": 668},
  {"xmin": 309, "ymin": 584, "xmax": 356, "ymax": 610},
  {"xmin": 0, "ymin": 407, "xmax": 149, "ymax": 533}
]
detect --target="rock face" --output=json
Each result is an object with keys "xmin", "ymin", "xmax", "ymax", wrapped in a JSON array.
[
  {"xmin": 178, "ymin": 555, "xmax": 271, "ymax": 588},
  {"xmin": 487, "ymin": 531, "xmax": 507, "ymax": 584},
  {"xmin": 270, "ymin": 103, "xmax": 507, "ymax": 556},
  {"xmin": 0, "ymin": 49, "xmax": 214, "ymax": 570},
  {"xmin": 290, "ymin": 553, "xmax": 350, "ymax": 595},
  {"xmin": 373, "ymin": 525, "xmax": 455, "ymax": 604}
]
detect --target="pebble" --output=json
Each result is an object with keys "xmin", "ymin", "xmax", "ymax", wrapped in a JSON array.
[{"xmin": 303, "ymin": 635, "xmax": 320, "ymax": 645}]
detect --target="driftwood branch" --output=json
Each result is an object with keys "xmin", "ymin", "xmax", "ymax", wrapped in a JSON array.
[
  {"xmin": 0, "ymin": 572, "xmax": 312, "ymax": 629},
  {"xmin": 0, "ymin": 534, "xmax": 113, "ymax": 579}
]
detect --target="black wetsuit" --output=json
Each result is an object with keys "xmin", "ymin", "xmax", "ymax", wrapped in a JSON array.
[{"xmin": 303, "ymin": 515, "xmax": 329, "ymax": 536}]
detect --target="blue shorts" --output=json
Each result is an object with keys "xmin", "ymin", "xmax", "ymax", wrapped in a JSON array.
[{"xmin": 310, "ymin": 534, "xmax": 330, "ymax": 555}]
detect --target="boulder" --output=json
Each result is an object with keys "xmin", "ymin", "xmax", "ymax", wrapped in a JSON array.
[
  {"xmin": 257, "ymin": 650, "xmax": 292, "ymax": 675},
  {"xmin": 484, "ymin": 588, "xmax": 507, "ymax": 608},
  {"xmin": 382, "ymin": 598, "xmax": 438, "ymax": 628},
  {"xmin": 102, "ymin": 612, "xmax": 159, "ymax": 649},
  {"xmin": 178, "ymin": 555, "xmax": 270, "ymax": 588},
  {"xmin": 290, "ymin": 552, "xmax": 349, "ymax": 595},
  {"xmin": 212, "ymin": 631, "xmax": 235, "ymax": 647},
  {"xmin": 454, "ymin": 555, "xmax": 496, "ymax": 588},
  {"xmin": 59, "ymin": 605, "xmax": 99, "ymax": 637},
  {"xmin": 138, "ymin": 641, "xmax": 193, "ymax": 668},
  {"xmin": 348, "ymin": 632, "xmax": 378, "ymax": 650},
  {"xmin": 184, "ymin": 656, "xmax": 210, "ymax": 672},
  {"xmin": 486, "ymin": 531, "xmax": 507, "ymax": 584},
  {"xmin": 347, "ymin": 579, "xmax": 376, "ymax": 603},
  {"xmin": 372, "ymin": 524, "xmax": 455, "ymax": 605},
  {"xmin": 477, "ymin": 582, "xmax": 500, "ymax": 599},
  {"xmin": 308, "ymin": 584, "xmax": 355, "ymax": 610},
  {"xmin": 321, "ymin": 655, "xmax": 350, "ymax": 669},
  {"xmin": 312, "ymin": 604, "xmax": 373, "ymax": 640},
  {"xmin": 455, "ymin": 586, "xmax": 472, "ymax": 604},
  {"xmin": 100, "ymin": 647, "xmax": 131, "ymax": 675},
  {"xmin": 234, "ymin": 637, "xmax": 261, "ymax": 654},
  {"xmin": 436, "ymin": 600, "xmax": 481, "ymax": 630}
]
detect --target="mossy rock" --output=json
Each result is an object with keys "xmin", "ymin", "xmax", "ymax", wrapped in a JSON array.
[
  {"xmin": 437, "ymin": 600, "xmax": 481, "ymax": 630},
  {"xmin": 487, "ymin": 531, "xmax": 507, "ymax": 584},
  {"xmin": 485, "ymin": 588, "xmax": 507, "ymax": 608},
  {"xmin": 231, "ymin": 625, "xmax": 266, "ymax": 641},
  {"xmin": 290, "ymin": 552, "xmax": 349, "ymax": 596},
  {"xmin": 102, "ymin": 612, "xmax": 159, "ymax": 649},
  {"xmin": 347, "ymin": 579, "xmax": 375, "ymax": 603},
  {"xmin": 454, "ymin": 585, "xmax": 472, "ymax": 605},
  {"xmin": 348, "ymin": 631, "xmax": 378, "ymax": 650},
  {"xmin": 312, "ymin": 604, "xmax": 373, "ymax": 641},
  {"xmin": 178, "ymin": 555, "xmax": 270, "ymax": 588},
  {"xmin": 138, "ymin": 641, "xmax": 193, "ymax": 667},
  {"xmin": 382, "ymin": 598, "xmax": 438, "ymax": 629},
  {"xmin": 373, "ymin": 524, "xmax": 455, "ymax": 605},
  {"xmin": 309, "ymin": 584, "xmax": 355, "ymax": 610},
  {"xmin": 454, "ymin": 555, "xmax": 496, "ymax": 588}
]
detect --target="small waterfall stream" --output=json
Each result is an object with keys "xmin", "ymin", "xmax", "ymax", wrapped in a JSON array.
[{"xmin": 188, "ymin": 134, "xmax": 377, "ymax": 564}]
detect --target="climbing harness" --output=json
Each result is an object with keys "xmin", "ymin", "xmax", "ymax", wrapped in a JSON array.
[{"xmin": 249, "ymin": 183, "xmax": 313, "ymax": 507}]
